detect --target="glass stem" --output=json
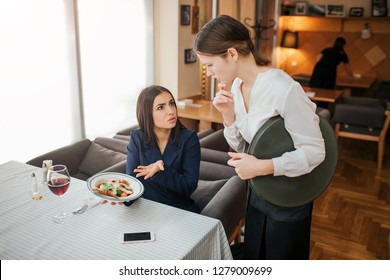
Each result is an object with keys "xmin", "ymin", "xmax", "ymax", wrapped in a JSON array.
[{"xmin": 58, "ymin": 195, "xmax": 64, "ymax": 217}]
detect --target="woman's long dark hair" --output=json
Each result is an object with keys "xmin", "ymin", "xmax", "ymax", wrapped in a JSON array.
[
  {"xmin": 193, "ymin": 15, "xmax": 270, "ymax": 66},
  {"xmin": 136, "ymin": 85, "xmax": 184, "ymax": 147}
]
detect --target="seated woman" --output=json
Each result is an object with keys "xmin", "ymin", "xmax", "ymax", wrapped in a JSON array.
[{"xmin": 126, "ymin": 85, "xmax": 201, "ymax": 213}]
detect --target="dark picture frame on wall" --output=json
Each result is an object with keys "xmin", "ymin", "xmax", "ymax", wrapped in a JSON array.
[
  {"xmin": 372, "ymin": 0, "xmax": 387, "ymax": 17},
  {"xmin": 295, "ymin": 1, "xmax": 308, "ymax": 16},
  {"xmin": 349, "ymin": 7, "xmax": 364, "ymax": 17},
  {"xmin": 180, "ymin": 5, "xmax": 191, "ymax": 25},
  {"xmin": 184, "ymin": 49, "xmax": 197, "ymax": 64}
]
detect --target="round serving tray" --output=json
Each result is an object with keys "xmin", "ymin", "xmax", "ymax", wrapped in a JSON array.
[{"xmin": 247, "ymin": 115, "xmax": 338, "ymax": 208}]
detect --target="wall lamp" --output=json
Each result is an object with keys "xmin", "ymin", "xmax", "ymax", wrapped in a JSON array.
[
  {"xmin": 280, "ymin": 30, "xmax": 298, "ymax": 73},
  {"xmin": 281, "ymin": 30, "xmax": 298, "ymax": 49}
]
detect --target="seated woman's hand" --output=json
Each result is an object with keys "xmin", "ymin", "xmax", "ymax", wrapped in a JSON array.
[{"xmin": 134, "ymin": 160, "xmax": 164, "ymax": 179}]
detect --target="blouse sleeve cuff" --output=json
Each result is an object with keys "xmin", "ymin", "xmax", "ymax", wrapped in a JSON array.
[
  {"xmin": 272, "ymin": 157, "xmax": 284, "ymax": 176},
  {"xmin": 224, "ymin": 120, "xmax": 236, "ymax": 129},
  {"xmin": 223, "ymin": 121, "xmax": 237, "ymax": 137}
]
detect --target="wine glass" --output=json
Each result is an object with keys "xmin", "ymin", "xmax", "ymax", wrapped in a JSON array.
[{"xmin": 47, "ymin": 164, "xmax": 71, "ymax": 223}]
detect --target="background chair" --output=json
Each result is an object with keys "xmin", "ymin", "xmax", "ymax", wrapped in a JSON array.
[
  {"xmin": 375, "ymin": 80, "xmax": 390, "ymax": 103},
  {"xmin": 333, "ymin": 96, "xmax": 390, "ymax": 169}
]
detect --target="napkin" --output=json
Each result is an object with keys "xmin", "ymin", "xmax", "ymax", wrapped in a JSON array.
[
  {"xmin": 306, "ymin": 91, "xmax": 315, "ymax": 98},
  {"xmin": 73, "ymin": 197, "xmax": 102, "ymax": 214}
]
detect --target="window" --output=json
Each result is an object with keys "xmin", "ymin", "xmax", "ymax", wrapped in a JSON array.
[
  {"xmin": 0, "ymin": 0, "xmax": 75, "ymax": 163},
  {"xmin": 77, "ymin": 0, "xmax": 153, "ymax": 139},
  {"xmin": 0, "ymin": 0, "xmax": 153, "ymax": 164}
]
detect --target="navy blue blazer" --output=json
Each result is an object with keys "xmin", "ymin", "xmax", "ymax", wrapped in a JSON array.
[{"xmin": 126, "ymin": 128, "xmax": 200, "ymax": 213}]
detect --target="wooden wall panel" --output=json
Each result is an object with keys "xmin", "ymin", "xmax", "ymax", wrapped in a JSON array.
[
  {"xmin": 218, "ymin": 0, "xmax": 238, "ymax": 18},
  {"xmin": 280, "ymin": 16, "xmax": 342, "ymax": 32}
]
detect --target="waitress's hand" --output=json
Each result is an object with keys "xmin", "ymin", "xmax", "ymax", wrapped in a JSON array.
[
  {"xmin": 227, "ymin": 152, "xmax": 274, "ymax": 180},
  {"xmin": 134, "ymin": 160, "xmax": 164, "ymax": 179},
  {"xmin": 213, "ymin": 82, "xmax": 235, "ymax": 126}
]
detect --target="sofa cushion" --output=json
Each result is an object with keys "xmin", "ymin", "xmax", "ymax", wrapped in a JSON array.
[
  {"xmin": 192, "ymin": 179, "xmax": 228, "ymax": 211},
  {"xmin": 199, "ymin": 161, "xmax": 236, "ymax": 181},
  {"xmin": 113, "ymin": 134, "xmax": 131, "ymax": 142},
  {"xmin": 71, "ymin": 171, "xmax": 90, "ymax": 181},
  {"xmin": 197, "ymin": 129, "xmax": 214, "ymax": 139},
  {"xmin": 94, "ymin": 137, "xmax": 128, "ymax": 154},
  {"xmin": 78, "ymin": 142, "xmax": 127, "ymax": 176},
  {"xmin": 199, "ymin": 129, "xmax": 230, "ymax": 152},
  {"xmin": 116, "ymin": 124, "xmax": 139, "ymax": 136},
  {"xmin": 201, "ymin": 176, "xmax": 247, "ymax": 238},
  {"xmin": 201, "ymin": 148, "xmax": 231, "ymax": 166}
]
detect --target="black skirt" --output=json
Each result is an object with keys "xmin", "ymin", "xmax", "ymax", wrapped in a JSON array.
[{"xmin": 243, "ymin": 190, "xmax": 313, "ymax": 260}]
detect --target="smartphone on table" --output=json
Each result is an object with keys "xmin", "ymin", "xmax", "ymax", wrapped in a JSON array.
[{"xmin": 121, "ymin": 232, "xmax": 155, "ymax": 244}]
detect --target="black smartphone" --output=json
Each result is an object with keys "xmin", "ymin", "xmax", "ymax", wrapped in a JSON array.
[{"xmin": 121, "ymin": 232, "xmax": 155, "ymax": 244}]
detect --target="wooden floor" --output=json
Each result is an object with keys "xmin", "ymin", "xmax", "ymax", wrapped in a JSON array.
[{"xmin": 310, "ymin": 137, "xmax": 390, "ymax": 260}]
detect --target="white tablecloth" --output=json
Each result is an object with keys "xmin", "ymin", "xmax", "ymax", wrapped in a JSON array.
[{"xmin": 0, "ymin": 161, "xmax": 232, "ymax": 260}]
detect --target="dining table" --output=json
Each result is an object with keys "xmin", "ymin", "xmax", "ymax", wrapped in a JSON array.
[
  {"xmin": 292, "ymin": 73, "xmax": 378, "ymax": 97},
  {"xmin": 302, "ymin": 86, "xmax": 344, "ymax": 103},
  {"xmin": 178, "ymin": 99, "xmax": 224, "ymax": 131},
  {"xmin": 0, "ymin": 161, "xmax": 232, "ymax": 260}
]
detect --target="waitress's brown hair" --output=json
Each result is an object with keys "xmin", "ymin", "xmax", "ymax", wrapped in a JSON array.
[
  {"xmin": 193, "ymin": 15, "xmax": 270, "ymax": 66},
  {"xmin": 136, "ymin": 85, "xmax": 184, "ymax": 147}
]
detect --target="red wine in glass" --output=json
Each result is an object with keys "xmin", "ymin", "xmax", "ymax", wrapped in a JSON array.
[
  {"xmin": 48, "ymin": 178, "xmax": 70, "ymax": 196},
  {"xmin": 47, "ymin": 164, "xmax": 71, "ymax": 223}
]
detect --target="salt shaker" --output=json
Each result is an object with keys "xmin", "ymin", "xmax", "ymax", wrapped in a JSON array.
[
  {"xmin": 31, "ymin": 173, "xmax": 41, "ymax": 200},
  {"xmin": 42, "ymin": 159, "xmax": 52, "ymax": 184},
  {"xmin": 42, "ymin": 162, "xmax": 48, "ymax": 184}
]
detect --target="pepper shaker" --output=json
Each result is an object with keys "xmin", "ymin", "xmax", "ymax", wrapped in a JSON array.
[{"xmin": 31, "ymin": 173, "xmax": 42, "ymax": 200}]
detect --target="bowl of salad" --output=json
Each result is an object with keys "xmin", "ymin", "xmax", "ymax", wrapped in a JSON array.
[{"xmin": 87, "ymin": 172, "xmax": 144, "ymax": 201}]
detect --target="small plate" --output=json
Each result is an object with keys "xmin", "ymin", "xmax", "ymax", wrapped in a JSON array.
[{"xmin": 87, "ymin": 172, "xmax": 144, "ymax": 202}]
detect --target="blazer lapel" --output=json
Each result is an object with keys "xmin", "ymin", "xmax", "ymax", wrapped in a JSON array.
[
  {"xmin": 144, "ymin": 143, "xmax": 163, "ymax": 163},
  {"xmin": 162, "ymin": 133, "xmax": 179, "ymax": 166},
  {"xmin": 143, "ymin": 132, "xmax": 179, "ymax": 166}
]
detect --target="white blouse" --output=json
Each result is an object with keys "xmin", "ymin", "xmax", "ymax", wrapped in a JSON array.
[{"xmin": 224, "ymin": 69, "xmax": 325, "ymax": 177}]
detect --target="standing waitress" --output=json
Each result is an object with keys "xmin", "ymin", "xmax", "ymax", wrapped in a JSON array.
[
  {"xmin": 193, "ymin": 15, "xmax": 325, "ymax": 259},
  {"xmin": 310, "ymin": 37, "xmax": 357, "ymax": 89}
]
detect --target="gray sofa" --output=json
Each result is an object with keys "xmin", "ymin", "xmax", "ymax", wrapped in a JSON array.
[{"xmin": 26, "ymin": 137, "xmax": 129, "ymax": 181}]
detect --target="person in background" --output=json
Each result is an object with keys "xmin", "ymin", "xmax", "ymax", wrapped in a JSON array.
[
  {"xmin": 193, "ymin": 15, "xmax": 325, "ymax": 259},
  {"xmin": 125, "ymin": 85, "xmax": 201, "ymax": 213},
  {"xmin": 309, "ymin": 36, "xmax": 359, "ymax": 89}
]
